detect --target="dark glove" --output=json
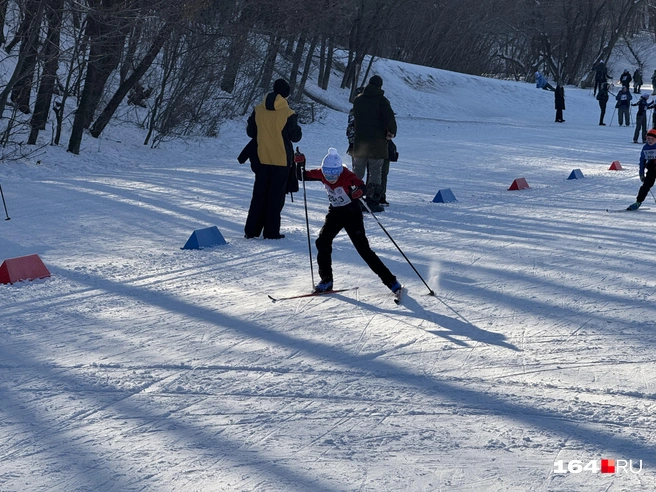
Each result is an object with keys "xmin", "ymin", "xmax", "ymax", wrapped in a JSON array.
[
  {"xmin": 640, "ymin": 172, "xmax": 645, "ymax": 182},
  {"xmin": 351, "ymin": 185, "xmax": 365, "ymax": 200}
]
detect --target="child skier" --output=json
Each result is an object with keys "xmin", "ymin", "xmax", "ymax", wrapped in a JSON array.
[
  {"xmin": 299, "ymin": 147, "xmax": 402, "ymax": 295},
  {"xmin": 627, "ymin": 128, "xmax": 656, "ymax": 210}
]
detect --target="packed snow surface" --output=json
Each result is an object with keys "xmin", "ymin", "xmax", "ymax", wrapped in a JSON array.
[{"xmin": 2, "ymin": 59, "xmax": 656, "ymax": 491}]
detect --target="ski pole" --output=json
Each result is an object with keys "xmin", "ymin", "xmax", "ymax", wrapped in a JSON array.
[
  {"xmin": 609, "ymin": 107, "xmax": 616, "ymax": 127},
  {"xmin": 296, "ymin": 148, "xmax": 315, "ymax": 289},
  {"xmin": 0, "ymin": 184, "xmax": 9, "ymax": 220},
  {"xmin": 360, "ymin": 198, "xmax": 435, "ymax": 296},
  {"xmin": 650, "ymin": 190, "xmax": 656, "ymax": 204}
]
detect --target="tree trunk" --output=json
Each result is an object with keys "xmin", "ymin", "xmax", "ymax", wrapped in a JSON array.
[
  {"xmin": 320, "ymin": 37, "xmax": 333, "ymax": 90},
  {"xmin": 259, "ymin": 34, "xmax": 280, "ymax": 90},
  {"xmin": 317, "ymin": 36, "xmax": 325, "ymax": 86},
  {"xmin": 9, "ymin": 0, "xmax": 44, "ymax": 114},
  {"xmin": 120, "ymin": 21, "xmax": 142, "ymax": 83},
  {"xmin": 220, "ymin": 29, "xmax": 248, "ymax": 93},
  {"xmin": 0, "ymin": 0, "xmax": 44, "ymax": 117},
  {"xmin": 28, "ymin": 0, "xmax": 64, "ymax": 144},
  {"xmin": 90, "ymin": 23, "xmax": 172, "ymax": 138},
  {"xmin": 68, "ymin": 8, "xmax": 126, "ymax": 154},
  {"xmin": 293, "ymin": 35, "xmax": 317, "ymax": 104},
  {"xmin": 288, "ymin": 35, "xmax": 305, "ymax": 95},
  {"xmin": 0, "ymin": 0, "xmax": 9, "ymax": 45}
]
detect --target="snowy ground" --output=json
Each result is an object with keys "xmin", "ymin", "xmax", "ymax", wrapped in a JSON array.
[{"xmin": 2, "ymin": 60, "xmax": 656, "ymax": 491}]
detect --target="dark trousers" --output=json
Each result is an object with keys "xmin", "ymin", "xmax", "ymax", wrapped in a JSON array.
[
  {"xmin": 594, "ymin": 79, "xmax": 603, "ymax": 96},
  {"xmin": 244, "ymin": 162, "xmax": 287, "ymax": 238},
  {"xmin": 555, "ymin": 109, "xmax": 564, "ymax": 121},
  {"xmin": 315, "ymin": 202, "xmax": 395, "ymax": 286},
  {"xmin": 634, "ymin": 113, "xmax": 647, "ymax": 142},
  {"xmin": 637, "ymin": 162, "xmax": 656, "ymax": 203},
  {"xmin": 598, "ymin": 100, "xmax": 607, "ymax": 124},
  {"xmin": 380, "ymin": 159, "xmax": 390, "ymax": 201}
]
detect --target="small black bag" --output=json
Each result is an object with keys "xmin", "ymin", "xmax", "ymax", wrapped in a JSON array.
[
  {"xmin": 286, "ymin": 161, "xmax": 299, "ymax": 193},
  {"xmin": 388, "ymin": 140, "xmax": 399, "ymax": 162}
]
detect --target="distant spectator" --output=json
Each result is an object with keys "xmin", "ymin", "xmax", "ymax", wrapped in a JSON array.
[
  {"xmin": 615, "ymin": 86, "xmax": 633, "ymax": 127},
  {"xmin": 596, "ymin": 81, "xmax": 612, "ymax": 126},
  {"xmin": 592, "ymin": 60, "xmax": 610, "ymax": 97},
  {"xmin": 633, "ymin": 69, "xmax": 643, "ymax": 94},
  {"xmin": 554, "ymin": 84, "xmax": 565, "ymax": 123},
  {"xmin": 535, "ymin": 71, "xmax": 555, "ymax": 92},
  {"xmin": 632, "ymin": 93, "xmax": 654, "ymax": 143},
  {"xmin": 620, "ymin": 69, "xmax": 632, "ymax": 89},
  {"xmin": 652, "ymin": 70, "xmax": 656, "ymax": 95}
]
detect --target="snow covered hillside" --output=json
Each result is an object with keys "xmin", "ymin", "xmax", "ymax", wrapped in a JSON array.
[{"xmin": 2, "ymin": 58, "xmax": 656, "ymax": 491}]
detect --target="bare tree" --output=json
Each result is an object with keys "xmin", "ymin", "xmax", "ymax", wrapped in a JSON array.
[{"xmin": 28, "ymin": 0, "xmax": 64, "ymax": 144}]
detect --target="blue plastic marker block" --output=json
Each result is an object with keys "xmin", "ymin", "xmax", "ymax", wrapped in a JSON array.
[
  {"xmin": 567, "ymin": 169, "xmax": 584, "ymax": 180},
  {"xmin": 432, "ymin": 188, "xmax": 457, "ymax": 203},
  {"xmin": 182, "ymin": 226, "xmax": 227, "ymax": 250}
]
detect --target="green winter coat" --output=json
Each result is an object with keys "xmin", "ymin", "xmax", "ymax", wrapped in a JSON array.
[{"xmin": 352, "ymin": 84, "xmax": 397, "ymax": 159}]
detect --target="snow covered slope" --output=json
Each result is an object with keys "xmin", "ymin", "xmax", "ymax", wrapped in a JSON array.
[{"xmin": 1, "ymin": 57, "xmax": 656, "ymax": 491}]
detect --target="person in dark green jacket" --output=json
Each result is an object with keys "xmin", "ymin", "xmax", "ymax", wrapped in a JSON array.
[{"xmin": 352, "ymin": 75, "xmax": 397, "ymax": 212}]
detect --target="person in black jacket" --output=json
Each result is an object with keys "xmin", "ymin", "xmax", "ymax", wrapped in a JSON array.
[
  {"xmin": 596, "ymin": 82, "xmax": 611, "ymax": 126},
  {"xmin": 632, "ymin": 93, "xmax": 654, "ymax": 143},
  {"xmin": 633, "ymin": 69, "xmax": 643, "ymax": 94},
  {"xmin": 616, "ymin": 86, "xmax": 633, "ymax": 126},
  {"xmin": 352, "ymin": 75, "xmax": 397, "ymax": 213},
  {"xmin": 592, "ymin": 60, "xmax": 610, "ymax": 97},
  {"xmin": 620, "ymin": 69, "xmax": 632, "ymax": 90},
  {"xmin": 554, "ymin": 84, "xmax": 565, "ymax": 122},
  {"xmin": 243, "ymin": 79, "xmax": 302, "ymax": 239}
]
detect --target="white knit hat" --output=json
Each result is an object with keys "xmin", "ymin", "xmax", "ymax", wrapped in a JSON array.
[{"xmin": 321, "ymin": 148, "xmax": 343, "ymax": 180}]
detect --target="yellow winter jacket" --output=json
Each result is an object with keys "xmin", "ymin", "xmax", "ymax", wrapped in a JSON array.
[{"xmin": 252, "ymin": 94, "xmax": 297, "ymax": 167}]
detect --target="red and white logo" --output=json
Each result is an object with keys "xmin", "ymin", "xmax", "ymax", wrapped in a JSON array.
[{"xmin": 553, "ymin": 459, "xmax": 642, "ymax": 474}]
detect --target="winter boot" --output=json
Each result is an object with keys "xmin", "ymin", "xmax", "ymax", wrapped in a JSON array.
[
  {"xmin": 365, "ymin": 198, "xmax": 384, "ymax": 213},
  {"xmin": 387, "ymin": 279, "xmax": 402, "ymax": 294},
  {"xmin": 314, "ymin": 279, "xmax": 334, "ymax": 293},
  {"xmin": 627, "ymin": 201, "xmax": 642, "ymax": 211},
  {"xmin": 365, "ymin": 183, "xmax": 384, "ymax": 212}
]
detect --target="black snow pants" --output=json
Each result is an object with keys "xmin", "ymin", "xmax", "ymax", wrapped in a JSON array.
[
  {"xmin": 637, "ymin": 161, "xmax": 656, "ymax": 203},
  {"xmin": 315, "ymin": 201, "xmax": 396, "ymax": 287},
  {"xmin": 244, "ymin": 162, "xmax": 288, "ymax": 238}
]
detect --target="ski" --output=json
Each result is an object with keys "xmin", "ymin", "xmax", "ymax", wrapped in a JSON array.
[
  {"xmin": 268, "ymin": 287, "xmax": 358, "ymax": 302},
  {"xmin": 393, "ymin": 286, "xmax": 405, "ymax": 305},
  {"xmin": 606, "ymin": 207, "xmax": 650, "ymax": 213}
]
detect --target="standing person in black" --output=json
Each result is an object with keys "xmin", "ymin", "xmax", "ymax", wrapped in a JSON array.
[
  {"xmin": 597, "ymin": 82, "xmax": 611, "ymax": 126},
  {"xmin": 352, "ymin": 75, "xmax": 397, "ymax": 213},
  {"xmin": 632, "ymin": 93, "xmax": 654, "ymax": 143},
  {"xmin": 633, "ymin": 68, "xmax": 643, "ymax": 94},
  {"xmin": 592, "ymin": 60, "xmax": 609, "ymax": 97},
  {"xmin": 243, "ymin": 79, "xmax": 302, "ymax": 239},
  {"xmin": 615, "ymin": 85, "xmax": 633, "ymax": 126},
  {"xmin": 620, "ymin": 69, "xmax": 632, "ymax": 90},
  {"xmin": 554, "ymin": 84, "xmax": 565, "ymax": 122}
]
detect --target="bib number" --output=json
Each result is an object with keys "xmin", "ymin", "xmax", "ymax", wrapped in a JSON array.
[{"xmin": 326, "ymin": 186, "xmax": 352, "ymax": 207}]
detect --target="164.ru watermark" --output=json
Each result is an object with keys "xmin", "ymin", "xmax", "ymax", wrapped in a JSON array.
[{"xmin": 553, "ymin": 459, "xmax": 642, "ymax": 474}]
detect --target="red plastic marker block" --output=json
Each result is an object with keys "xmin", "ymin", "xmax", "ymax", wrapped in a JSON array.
[
  {"xmin": 0, "ymin": 254, "xmax": 51, "ymax": 284},
  {"xmin": 609, "ymin": 161, "xmax": 623, "ymax": 170},
  {"xmin": 508, "ymin": 178, "xmax": 530, "ymax": 190}
]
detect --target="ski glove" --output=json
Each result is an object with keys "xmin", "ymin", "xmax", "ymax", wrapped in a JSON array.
[
  {"xmin": 351, "ymin": 185, "xmax": 366, "ymax": 200},
  {"xmin": 640, "ymin": 172, "xmax": 645, "ymax": 182}
]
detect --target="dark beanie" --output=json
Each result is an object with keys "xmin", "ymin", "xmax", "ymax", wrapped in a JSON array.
[
  {"xmin": 273, "ymin": 78, "xmax": 291, "ymax": 98},
  {"xmin": 369, "ymin": 75, "xmax": 383, "ymax": 87}
]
